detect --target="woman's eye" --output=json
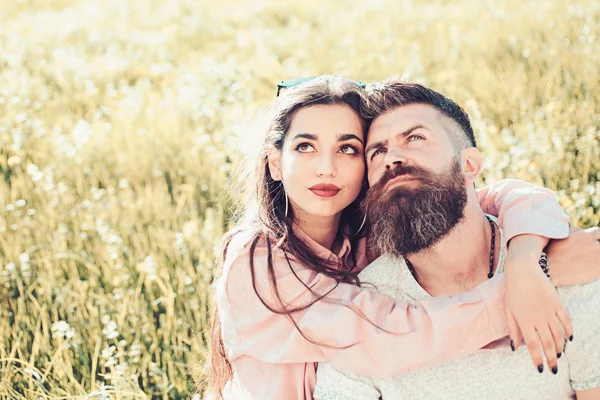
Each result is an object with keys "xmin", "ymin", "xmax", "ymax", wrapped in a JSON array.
[
  {"xmin": 339, "ymin": 145, "xmax": 358, "ymax": 154},
  {"xmin": 295, "ymin": 143, "xmax": 314, "ymax": 152}
]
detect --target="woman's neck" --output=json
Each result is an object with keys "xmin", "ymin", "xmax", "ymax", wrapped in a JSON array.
[{"xmin": 293, "ymin": 209, "xmax": 342, "ymax": 251}]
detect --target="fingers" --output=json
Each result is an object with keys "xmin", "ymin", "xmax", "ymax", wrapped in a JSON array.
[
  {"xmin": 537, "ymin": 326, "xmax": 558, "ymax": 374},
  {"xmin": 523, "ymin": 328, "xmax": 544, "ymax": 372},
  {"xmin": 513, "ymin": 329, "xmax": 524, "ymax": 352},
  {"xmin": 507, "ymin": 310, "xmax": 521, "ymax": 351},
  {"xmin": 549, "ymin": 316, "xmax": 565, "ymax": 363},
  {"xmin": 555, "ymin": 302, "xmax": 573, "ymax": 343}
]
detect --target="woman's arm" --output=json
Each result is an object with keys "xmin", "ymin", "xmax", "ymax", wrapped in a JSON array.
[
  {"xmin": 218, "ymin": 234, "xmax": 509, "ymax": 378},
  {"xmin": 476, "ymin": 178, "xmax": 572, "ymax": 372},
  {"xmin": 476, "ymin": 178, "xmax": 570, "ymax": 240}
]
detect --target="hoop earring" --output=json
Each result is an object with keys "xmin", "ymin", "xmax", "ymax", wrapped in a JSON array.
[
  {"xmin": 283, "ymin": 185, "xmax": 289, "ymax": 218},
  {"xmin": 353, "ymin": 214, "xmax": 367, "ymax": 237}
]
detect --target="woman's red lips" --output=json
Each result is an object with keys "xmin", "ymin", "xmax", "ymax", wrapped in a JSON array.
[{"xmin": 309, "ymin": 184, "xmax": 341, "ymax": 198}]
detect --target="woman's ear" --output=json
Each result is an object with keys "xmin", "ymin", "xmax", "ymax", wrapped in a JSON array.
[
  {"xmin": 267, "ymin": 146, "xmax": 283, "ymax": 181},
  {"xmin": 461, "ymin": 147, "xmax": 483, "ymax": 183}
]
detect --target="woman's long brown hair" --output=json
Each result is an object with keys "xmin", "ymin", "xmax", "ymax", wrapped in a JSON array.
[{"xmin": 203, "ymin": 76, "xmax": 369, "ymax": 398}]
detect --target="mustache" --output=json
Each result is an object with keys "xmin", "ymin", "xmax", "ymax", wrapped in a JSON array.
[{"xmin": 372, "ymin": 164, "xmax": 432, "ymax": 191}]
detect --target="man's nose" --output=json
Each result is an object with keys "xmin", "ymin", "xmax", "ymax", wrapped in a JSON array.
[
  {"xmin": 316, "ymin": 154, "xmax": 337, "ymax": 177},
  {"xmin": 383, "ymin": 147, "xmax": 407, "ymax": 170}
]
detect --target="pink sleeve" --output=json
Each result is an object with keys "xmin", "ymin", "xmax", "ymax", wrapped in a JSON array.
[
  {"xmin": 477, "ymin": 178, "xmax": 569, "ymax": 241},
  {"xmin": 218, "ymin": 234, "xmax": 509, "ymax": 378}
]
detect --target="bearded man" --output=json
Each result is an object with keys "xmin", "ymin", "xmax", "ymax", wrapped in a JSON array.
[{"xmin": 313, "ymin": 81, "xmax": 600, "ymax": 400}]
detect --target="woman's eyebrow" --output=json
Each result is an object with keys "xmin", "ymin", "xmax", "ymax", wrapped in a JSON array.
[
  {"xmin": 291, "ymin": 133, "xmax": 318, "ymax": 141},
  {"xmin": 337, "ymin": 133, "xmax": 363, "ymax": 144}
]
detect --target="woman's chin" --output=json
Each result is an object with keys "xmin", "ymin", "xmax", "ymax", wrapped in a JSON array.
[{"xmin": 293, "ymin": 205, "xmax": 348, "ymax": 221}]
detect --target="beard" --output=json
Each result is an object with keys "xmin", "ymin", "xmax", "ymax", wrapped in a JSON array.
[{"xmin": 363, "ymin": 158, "xmax": 468, "ymax": 257}]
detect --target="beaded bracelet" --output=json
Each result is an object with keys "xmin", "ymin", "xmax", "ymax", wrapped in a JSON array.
[{"xmin": 539, "ymin": 252, "xmax": 550, "ymax": 278}]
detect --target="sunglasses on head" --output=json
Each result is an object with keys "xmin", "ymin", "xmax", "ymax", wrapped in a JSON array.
[{"xmin": 276, "ymin": 76, "xmax": 366, "ymax": 97}]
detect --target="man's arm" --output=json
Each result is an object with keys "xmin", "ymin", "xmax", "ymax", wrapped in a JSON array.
[{"xmin": 314, "ymin": 361, "xmax": 381, "ymax": 400}]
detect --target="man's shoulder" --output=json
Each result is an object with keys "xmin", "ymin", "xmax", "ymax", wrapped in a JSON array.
[
  {"xmin": 558, "ymin": 278, "xmax": 600, "ymax": 392},
  {"xmin": 358, "ymin": 254, "xmax": 406, "ymax": 296},
  {"xmin": 358, "ymin": 254, "xmax": 404, "ymax": 279},
  {"xmin": 558, "ymin": 277, "xmax": 600, "ymax": 312}
]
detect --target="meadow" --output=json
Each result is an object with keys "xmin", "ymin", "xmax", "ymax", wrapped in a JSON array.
[{"xmin": 0, "ymin": 0, "xmax": 598, "ymax": 398}]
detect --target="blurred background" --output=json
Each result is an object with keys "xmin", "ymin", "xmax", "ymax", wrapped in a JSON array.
[{"xmin": 0, "ymin": 0, "xmax": 598, "ymax": 398}]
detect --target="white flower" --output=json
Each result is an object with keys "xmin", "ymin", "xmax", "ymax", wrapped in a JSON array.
[
  {"xmin": 51, "ymin": 321, "xmax": 75, "ymax": 339},
  {"xmin": 101, "ymin": 345, "xmax": 116, "ymax": 359},
  {"xmin": 102, "ymin": 320, "xmax": 119, "ymax": 339},
  {"xmin": 86, "ymin": 381, "xmax": 115, "ymax": 400},
  {"xmin": 128, "ymin": 344, "xmax": 142, "ymax": 357},
  {"xmin": 143, "ymin": 255, "xmax": 157, "ymax": 281},
  {"xmin": 26, "ymin": 164, "xmax": 44, "ymax": 182},
  {"xmin": 19, "ymin": 253, "xmax": 30, "ymax": 264},
  {"xmin": 73, "ymin": 119, "xmax": 92, "ymax": 148}
]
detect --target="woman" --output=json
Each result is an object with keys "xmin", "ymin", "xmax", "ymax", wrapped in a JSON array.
[{"xmin": 204, "ymin": 75, "xmax": 593, "ymax": 399}]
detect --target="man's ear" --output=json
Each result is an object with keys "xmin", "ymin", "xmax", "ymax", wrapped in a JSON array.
[
  {"xmin": 267, "ymin": 146, "xmax": 283, "ymax": 181},
  {"xmin": 461, "ymin": 147, "xmax": 483, "ymax": 183}
]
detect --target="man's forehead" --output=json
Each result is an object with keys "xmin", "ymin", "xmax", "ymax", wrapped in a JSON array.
[{"xmin": 367, "ymin": 104, "xmax": 439, "ymax": 143}]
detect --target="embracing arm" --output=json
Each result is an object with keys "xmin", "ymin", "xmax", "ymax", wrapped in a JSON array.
[
  {"xmin": 476, "ymin": 178, "xmax": 586, "ymax": 373},
  {"xmin": 218, "ymin": 233, "xmax": 509, "ymax": 378},
  {"xmin": 476, "ymin": 178, "xmax": 569, "ymax": 240}
]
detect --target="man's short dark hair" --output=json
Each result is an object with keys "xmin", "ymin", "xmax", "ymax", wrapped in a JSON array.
[{"xmin": 363, "ymin": 80, "xmax": 477, "ymax": 148}]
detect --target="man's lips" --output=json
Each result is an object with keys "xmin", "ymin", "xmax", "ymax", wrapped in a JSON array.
[
  {"xmin": 383, "ymin": 175, "xmax": 417, "ymax": 192},
  {"xmin": 309, "ymin": 184, "xmax": 341, "ymax": 198}
]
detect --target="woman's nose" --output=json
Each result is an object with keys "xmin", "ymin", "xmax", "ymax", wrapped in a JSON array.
[{"xmin": 316, "ymin": 154, "xmax": 337, "ymax": 177}]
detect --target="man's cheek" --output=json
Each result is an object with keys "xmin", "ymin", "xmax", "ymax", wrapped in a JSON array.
[{"xmin": 367, "ymin": 169, "xmax": 379, "ymax": 187}]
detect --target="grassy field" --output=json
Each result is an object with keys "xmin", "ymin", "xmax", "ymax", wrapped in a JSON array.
[{"xmin": 0, "ymin": 0, "xmax": 598, "ymax": 398}]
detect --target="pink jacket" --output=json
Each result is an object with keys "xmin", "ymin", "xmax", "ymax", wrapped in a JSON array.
[{"xmin": 215, "ymin": 179, "xmax": 569, "ymax": 399}]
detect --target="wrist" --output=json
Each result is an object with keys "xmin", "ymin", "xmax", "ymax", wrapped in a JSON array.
[
  {"xmin": 505, "ymin": 250, "xmax": 542, "ymax": 276},
  {"xmin": 505, "ymin": 234, "xmax": 549, "ymax": 275}
]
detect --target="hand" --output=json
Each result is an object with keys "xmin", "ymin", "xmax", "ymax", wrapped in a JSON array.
[
  {"xmin": 546, "ymin": 226, "xmax": 600, "ymax": 287},
  {"xmin": 504, "ymin": 251, "xmax": 573, "ymax": 375}
]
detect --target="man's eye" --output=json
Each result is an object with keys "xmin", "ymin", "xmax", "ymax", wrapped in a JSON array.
[
  {"xmin": 295, "ymin": 143, "xmax": 314, "ymax": 152},
  {"xmin": 371, "ymin": 147, "xmax": 387, "ymax": 160},
  {"xmin": 339, "ymin": 145, "xmax": 358, "ymax": 154},
  {"xmin": 408, "ymin": 135, "xmax": 425, "ymax": 142}
]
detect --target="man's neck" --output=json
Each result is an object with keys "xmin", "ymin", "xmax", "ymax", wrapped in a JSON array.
[{"xmin": 407, "ymin": 206, "xmax": 501, "ymax": 297}]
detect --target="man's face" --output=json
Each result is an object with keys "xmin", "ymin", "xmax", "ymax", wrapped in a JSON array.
[
  {"xmin": 363, "ymin": 103, "xmax": 469, "ymax": 256},
  {"xmin": 365, "ymin": 103, "xmax": 460, "ymax": 187}
]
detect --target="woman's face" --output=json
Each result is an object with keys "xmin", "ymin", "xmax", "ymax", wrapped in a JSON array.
[{"xmin": 269, "ymin": 104, "xmax": 366, "ymax": 220}]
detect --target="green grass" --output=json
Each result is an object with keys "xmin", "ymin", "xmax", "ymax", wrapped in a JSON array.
[{"xmin": 0, "ymin": 0, "xmax": 598, "ymax": 398}]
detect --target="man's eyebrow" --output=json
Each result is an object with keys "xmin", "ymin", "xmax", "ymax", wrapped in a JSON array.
[
  {"xmin": 337, "ymin": 134, "xmax": 364, "ymax": 144},
  {"xmin": 291, "ymin": 133, "xmax": 318, "ymax": 141},
  {"xmin": 365, "ymin": 140, "xmax": 385, "ymax": 156},
  {"xmin": 365, "ymin": 124, "xmax": 427, "ymax": 155}
]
